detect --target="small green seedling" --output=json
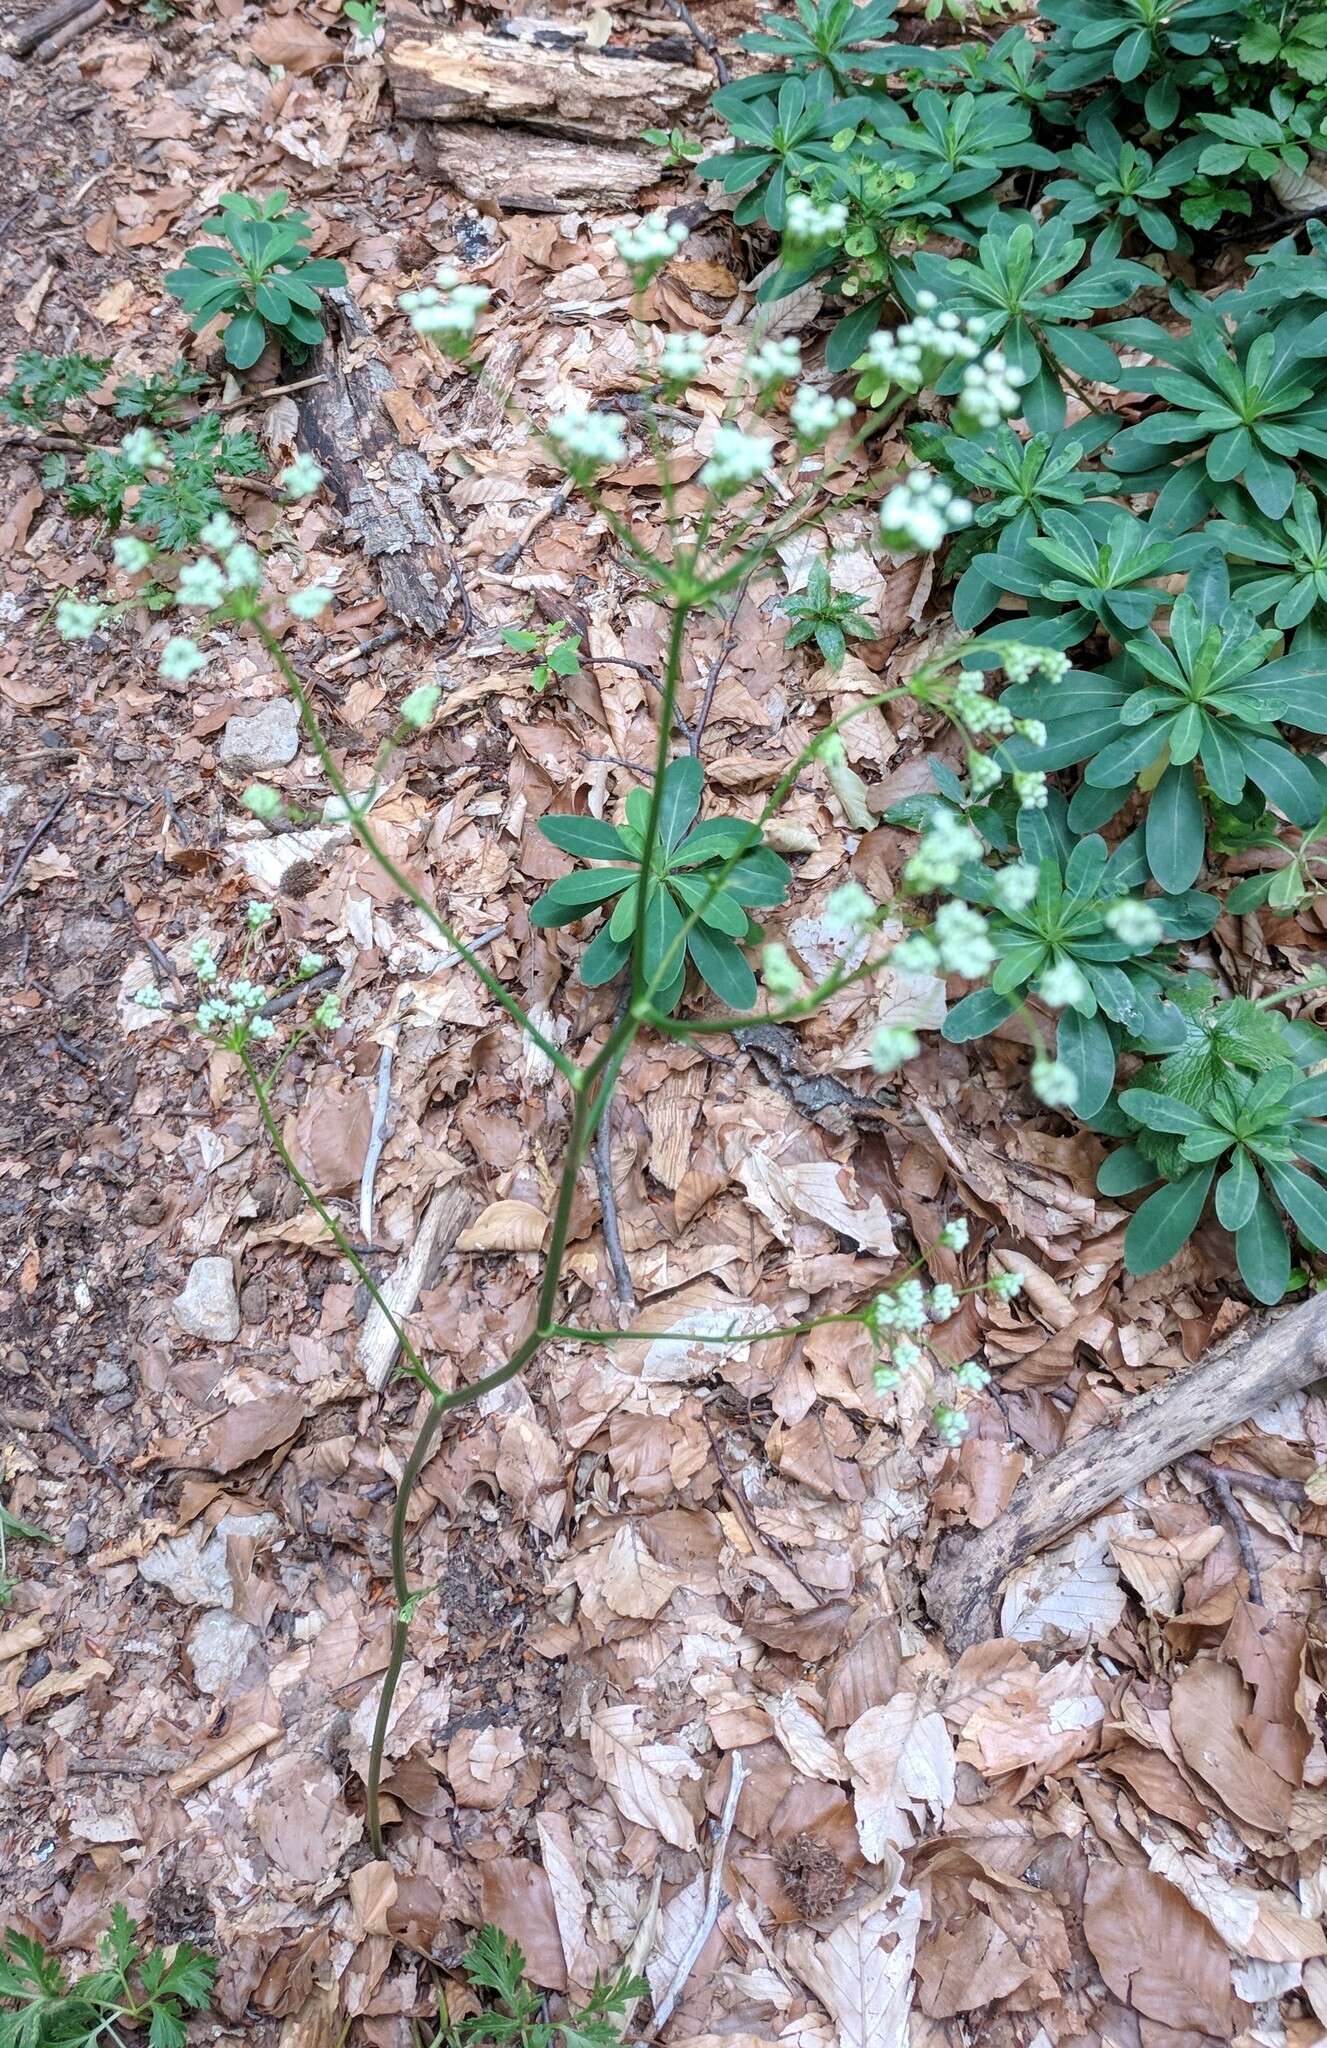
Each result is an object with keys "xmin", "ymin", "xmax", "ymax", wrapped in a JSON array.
[
  {"xmin": 531, "ymin": 754, "xmax": 790, "ymax": 1012},
  {"xmin": 343, "ymin": 0, "xmax": 383, "ymax": 39},
  {"xmin": 0, "ymin": 1905, "xmax": 215, "ymax": 2048},
  {"xmin": 642, "ymin": 126, "xmax": 704, "ymax": 167},
  {"xmin": 165, "ymin": 191, "xmax": 347, "ymax": 371},
  {"xmin": 780, "ymin": 559, "xmax": 875, "ymax": 669},
  {"xmin": 502, "ymin": 622, "xmax": 584, "ymax": 694}
]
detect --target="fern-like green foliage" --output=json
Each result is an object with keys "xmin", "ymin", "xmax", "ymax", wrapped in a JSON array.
[
  {"xmin": 0, "ymin": 1907, "xmax": 215, "ymax": 2048},
  {"xmin": 426, "ymin": 1927, "xmax": 645, "ymax": 2048}
]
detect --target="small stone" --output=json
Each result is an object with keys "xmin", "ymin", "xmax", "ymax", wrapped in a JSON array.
[
  {"xmin": 219, "ymin": 698, "xmax": 300, "ymax": 772},
  {"xmin": 187, "ymin": 1609, "xmax": 259, "ymax": 1696},
  {"xmin": 92, "ymin": 1359, "xmax": 129, "ymax": 1395},
  {"xmin": 239, "ymin": 1279, "xmax": 267, "ymax": 1326},
  {"xmin": 172, "ymin": 1256, "xmax": 240, "ymax": 1342},
  {"xmin": 0, "ymin": 780, "xmax": 27, "ymax": 821},
  {"xmin": 65, "ymin": 1517, "xmax": 89, "ymax": 1556}
]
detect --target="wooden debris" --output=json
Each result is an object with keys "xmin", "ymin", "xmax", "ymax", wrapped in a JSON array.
[
  {"xmin": 357, "ymin": 1181, "xmax": 471, "ymax": 1390},
  {"xmin": 385, "ymin": 13, "xmax": 711, "ymax": 144},
  {"xmin": 298, "ymin": 291, "xmax": 460, "ymax": 639},
  {"xmin": 417, "ymin": 123, "xmax": 665, "ymax": 213},
  {"xmin": 924, "ymin": 1289, "xmax": 1327, "ymax": 1650},
  {"xmin": 8, "ymin": 0, "xmax": 99, "ymax": 55}
]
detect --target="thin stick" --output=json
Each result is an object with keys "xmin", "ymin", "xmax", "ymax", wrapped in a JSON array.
[
  {"xmin": 323, "ymin": 624, "xmax": 405, "ymax": 674},
  {"xmin": 657, "ymin": 0, "xmax": 730, "ymax": 83},
  {"xmin": 1200, "ymin": 1462, "xmax": 1264, "ymax": 1607},
  {"xmin": 0, "ymin": 793, "xmax": 70, "ymax": 913},
  {"xmin": 592, "ymin": 1090, "xmax": 636, "ymax": 1314},
  {"xmin": 1184, "ymin": 1455, "xmax": 1306, "ymax": 1503},
  {"xmin": 11, "ymin": 0, "xmax": 92, "ymax": 56},
  {"xmin": 257, "ymin": 963, "xmax": 342, "ymax": 1019},
  {"xmin": 360, "ymin": 1044, "xmax": 394, "ymax": 1244},
  {"xmin": 646, "ymin": 1752, "xmax": 747, "ymax": 2037},
  {"xmin": 690, "ymin": 577, "xmax": 752, "ymax": 757},
  {"xmin": 493, "ymin": 487, "xmax": 567, "ymax": 575},
  {"xmin": 217, "ymin": 375, "xmax": 328, "ymax": 416}
]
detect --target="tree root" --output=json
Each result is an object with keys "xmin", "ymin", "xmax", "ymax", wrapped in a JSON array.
[{"xmin": 923, "ymin": 1290, "xmax": 1327, "ymax": 1650}]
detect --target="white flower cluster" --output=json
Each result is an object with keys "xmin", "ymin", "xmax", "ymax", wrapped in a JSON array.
[
  {"xmin": 750, "ymin": 336, "xmax": 802, "ymax": 392},
  {"xmin": 401, "ymin": 265, "xmax": 492, "ymax": 353},
  {"xmin": 547, "ymin": 404, "xmax": 628, "ymax": 479},
  {"xmin": 1038, "ymin": 957, "xmax": 1088, "ymax": 1008},
  {"xmin": 1031, "ymin": 1055, "xmax": 1078, "ymax": 1109},
  {"xmin": 197, "ymin": 977, "xmax": 277, "ymax": 1043},
  {"xmin": 1012, "ymin": 768, "xmax": 1049, "ymax": 810},
  {"xmin": 1105, "ymin": 899, "xmax": 1164, "ymax": 946},
  {"xmin": 700, "ymin": 423, "xmax": 774, "ymax": 498},
  {"xmin": 279, "ymin": 452, "xmax": 325, "ymax": 500},
  {"xmin": 933, "ymin": 900, "xmax": 994, "ymax": 978},
  {"xmin": 121, "ymin": 427, "xmax": 164, "ymax": 470},
  {"xmin": 825, "ymin": 881, "xmax": 876, "ymax": 933},
  {"xmin": 992, "ymin": 863, "xmax": 1038, "ymax": 913},
  {"xmin": 864, "ymin": 294, "xmax": 988, "ymax": 391},
  {"xmin": 954, "ymin": 347, "xmax": 1029, "ymax": 433},
  {"xmin": 952, "ymin": 668, "xmax": 1015, "ymax": 738},
  {"xmin": 988, "ymin": 1269, "xmax": 1023, "ymax": 1301},
  {"xmin": 879, "ymin": 467, "xmax": 972, "ymax": 554},
  {"xmin": 658, "ymin": 332, "xmax": 706, "ymax": 390},
  {"xmin": 938, "ymin": 1218, "xmax": 969, "ymax": 1251},
  {"xmin": 783, "ymin": 193, "xmax": 848, "ymax": 250},
  {"xmin": 789, "ymin": 384, "xmax": 854, "ymax": 448},
  {"xmin": 613, "ymin": 212, "xmax": 688, "ymax": 283},
  {"xmin": 932, "ymin": 1402, "xmax": 967, "ymax": 1447},
  {"xmin": 1001, "ymin": 643, "xmax": 1070, "ymax": 685},
  {"xmin": 865, "ymin": 1276, "xmax": 928, "ymax": 1335},
  {"xmin": 903, "ymin": 808, "xmax": 982, "ymax": 891},
  {"xmin": 55, "ymin": 598, "xmax": 108, "ymax": 642},
  {"xmin": 400, "ymin": 682, "xmax": 441, "ymax": 730},
  {"xmin": 113, "ymin": 535, "xmax": 152, "ymax": 575},
  {"xmin": 761, "ymin": 941, "xmax": 804, "ymax": 999},
  {"xmin": 870, "ymin": 1023, "xmax": 920, "ymax": 1074}
]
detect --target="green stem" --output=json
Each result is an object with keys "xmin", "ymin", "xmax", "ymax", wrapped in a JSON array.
[{"xmin": 252, "ymin": 620, "xmax": 579, "ymax": 1086}]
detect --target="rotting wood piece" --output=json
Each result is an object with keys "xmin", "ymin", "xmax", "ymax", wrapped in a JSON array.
[
  {"xmin": 9, "ymin": 0, "xmax": 94, "ymax": 54},
  {"xmin": 416, "ymin": 123, "xmax": 664, "ymax": 213},
  {"xmin": 923, "ymin": 1288, "xmax": 1327, "ymax": 1651},
  {"xmin": 385, "ymin": 13, "xmax": 711, "ymax": 144},
  {"xmin": 297, "ymin": 290, "xmax": 458, "ymax": 639}
]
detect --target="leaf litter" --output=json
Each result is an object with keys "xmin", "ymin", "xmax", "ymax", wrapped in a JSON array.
[{"xmin": 1, "ymin": 0, "xmax": 1327, "ymax": 2044}]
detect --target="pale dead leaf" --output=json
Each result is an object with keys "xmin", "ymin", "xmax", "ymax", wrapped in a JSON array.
[
  {"xmin": 843, "ymin": 1695, "xmax": 954, "ymax": 1861},
  {"xmin": 738, "ymin": 1156, "xmax": 896, "ymax": 1255},
  {"xmin": 589, "ymin": 1702, "xmax": 700, "ymax": 1851},
  {"xmin": 1000, "ymin": 1521, "xmax": 1129, "ymax": 1646},
  {"xmin": 768, "ymin": 1689, "xmax": 843, "ymax": 1782},
  {"xmin": 786, "ymin": 1888, "xmax": 921, "ymax": 2048},
  {"xmin": 457, "ymin": 1199, "xmax": 548, "ymax": 1252}
]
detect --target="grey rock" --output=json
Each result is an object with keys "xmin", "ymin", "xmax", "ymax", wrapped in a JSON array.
[
  {"xmin": 187, "ymin": 1609, "xmax": 259, "ymax": 1695},
  {"xmin": 219, "ymin": 698, "xmax": 300, "ymax": 772},
  {"xmin": 92, "ymin": 1359, "xmax": 129, "ymax": 1395},
  {"xmin": 171, "ymin": 1256, "xmax": 240, "ymax": 1342},
  {"xmin": 139, "ymin": 1510, "xmax": 279, "ymax": 1610}
]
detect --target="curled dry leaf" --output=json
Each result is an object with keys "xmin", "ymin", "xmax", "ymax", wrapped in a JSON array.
[{"xmin": 457, "ymin": 1198, "xmax": 548, "ymax": 1252}]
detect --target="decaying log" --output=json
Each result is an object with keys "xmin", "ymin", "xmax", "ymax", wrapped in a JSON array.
[
  {"xmin": 417, "ymin": 123, "xmax": 664, "ymax": 213},
  {"xmin": 9, "ymin": 0, "xmax": 94, "ymax": 54},
  {"xmin": 385, "ymin": 13, "xmax": 711, "ymax": 144},
  {"xmin": 357, "ymin": 1182, "xmax": 470, "ymax": 1391},
  {"xmin": 924, "ymin": 1289, "xmax": 1327, "ymax": 1651},
  {"xmin": 298, "ymin": 290, "xmax": 458, "ymax": 639}
]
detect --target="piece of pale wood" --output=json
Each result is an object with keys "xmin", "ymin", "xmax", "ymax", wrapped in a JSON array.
[
  {"xmin": 357, "ymin": 1183, "xmax": 470, "ymax": 1391},
  {"xmin": 418, "ymin": 123, "xmax": 664, "ymax": 213},
  {"xmin": 924, "ymin": 1290, "xmax": 1327, "ymax": 1650},
  {"xmin": 385, "ymin": 15, "xmax": 710, "ymax": 143}
]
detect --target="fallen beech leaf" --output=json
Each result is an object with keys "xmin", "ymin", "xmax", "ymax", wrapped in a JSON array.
[
  {"xmin": 589, "ymin": 1702, "xmax": 700, "ymax": 1851},
  {"xmin": 786, "ymin": 1887, "xmax": 920, "ymax": 2048},
  {"xmin": 843, "ymin": 1695, "xmax": 954, "ymax": 1861},
  {"xmin": 457, "ymin": 1199, "xmax": 548, "ymax": 1252},
  {"xmin": 251, "ymin": 15, "xmax": 338, "ymax": 72},
  {"xmin": 1170, "ymin": 1657, "xmax": 1293, "ymax": 1836},
  {"xmin": 169, "ymin": 1718, "xmax": 281, "ymax": 1796},
  {"xmin": 480, "ymin": 1858, "xmax": 567, "ymax": 1992},
  {"xmin": 1083, "ymin": 1863, "xmax": 1239, "ymax": 2036}
]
